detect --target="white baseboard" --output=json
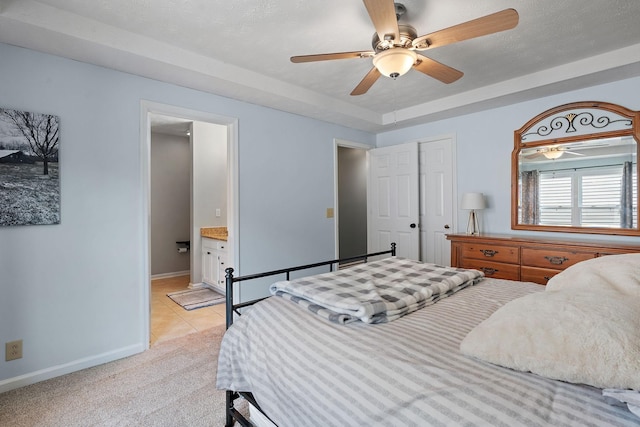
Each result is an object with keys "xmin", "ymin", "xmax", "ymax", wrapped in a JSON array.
[
  {"xmin": 179, "ymin": 281, "xmax": 226, "ymax": 294},
  {"xmin": 0, "ymin": 343, "xmax": 145, "ymax": 394},
  {"xmin": 151, "ymin": 270, "xmax": 190, "ymax": 280},
  {"xmin": 188, "ymin": 281, "xmax": 207, "ymax": 289}
]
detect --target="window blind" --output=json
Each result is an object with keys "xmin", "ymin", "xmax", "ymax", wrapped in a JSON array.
[{"xmin": 538, "ymin": 165, "xmax": 637, "ymax": 227}]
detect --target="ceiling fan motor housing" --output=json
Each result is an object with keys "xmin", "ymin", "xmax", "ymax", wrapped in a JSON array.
[{"xmin": 372, "ymin": 24, "xmax": 417, "ymax": 52}]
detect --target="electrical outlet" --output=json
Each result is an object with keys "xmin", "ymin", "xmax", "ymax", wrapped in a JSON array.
[
  {"xmin": 6, "ymin": 340, "xmax": 23, "ymax": 361},
  {"xmin": 326, "ymin": 208, "xmax": 334, "ymax": 218}
]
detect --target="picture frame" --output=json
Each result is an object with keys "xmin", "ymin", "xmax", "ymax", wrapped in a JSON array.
[{"xmin": 0, "ymin": 108, "xmax": 60, "ymax": 226}]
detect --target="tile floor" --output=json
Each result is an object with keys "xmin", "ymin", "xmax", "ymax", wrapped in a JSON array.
[{"xmin": 150, "ymin": 274, "xmax": 227, "ymax": 345}]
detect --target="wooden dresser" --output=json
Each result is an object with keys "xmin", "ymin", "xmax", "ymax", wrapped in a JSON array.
[{"xmin": 447, "ymin": 233, "xmax": 640, "ymax": 285}]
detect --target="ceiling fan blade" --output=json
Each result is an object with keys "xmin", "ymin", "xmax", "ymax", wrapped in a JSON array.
[
  {"xmin": 412, "ymin": 8, "xmax": 519, "ymax": 50},
  {"xmin": 414, "ymin": 54, "xmax": 463, "ymax": 84},
  {"xmin": 291, "ymin": 51, "xmax": 375, "ymax": 63},
  {"xmin": 363, "ymin": 0, "xmax": 400, "ymax": 44},
  {"xmin": 351, "ymin": 67, "xmax": 381, "ymax": 96},
  {"xmin": 564, "ymin": 151, "xmax": 585, "ymax": 156}
]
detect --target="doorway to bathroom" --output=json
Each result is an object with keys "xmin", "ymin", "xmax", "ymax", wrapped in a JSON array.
[{"xmin": 141, "ymin": 101, "xmax": 239, "ymax": 348}]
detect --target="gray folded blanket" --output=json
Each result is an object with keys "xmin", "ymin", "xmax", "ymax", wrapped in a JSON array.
[{"xmin": 270, "ymin": 257, "xmax": 484, "ymax": 324}]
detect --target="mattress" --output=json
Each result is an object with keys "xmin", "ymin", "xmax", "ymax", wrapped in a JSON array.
[{"xmin": 217, "ymin": 277, "xmax": 639, "ymax": 427}]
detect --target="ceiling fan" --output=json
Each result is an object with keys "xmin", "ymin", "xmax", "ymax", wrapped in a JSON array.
[
  {"xmin": 290, "ymin": 0, "xmax": 519, "ymax": 95},
  {"xmin": 525, "ymin": 146, "xmax": 587, "ymax": 160}
]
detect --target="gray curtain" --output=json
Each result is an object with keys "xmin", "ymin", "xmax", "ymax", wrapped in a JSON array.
[
  {"xmin": 521, "ymin": 170, "xmax": 539, "ymax": 225},
  {"xmin": 621, "ymin": 161, "xmax": 633, "ymax": 228}
]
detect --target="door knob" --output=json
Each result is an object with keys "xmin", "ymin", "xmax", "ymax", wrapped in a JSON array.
[{"xmin": 410, "ymin": 223, "xmax": 417, "ymax": 228}]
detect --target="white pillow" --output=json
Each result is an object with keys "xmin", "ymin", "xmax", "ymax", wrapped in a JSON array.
[
  {"xmin": 546, "ymin": 253, "xmax": 640, "ymax": 297},
  {"xmin": 460, "ymin": 289, "xmax": 640, "ymax": 390}
]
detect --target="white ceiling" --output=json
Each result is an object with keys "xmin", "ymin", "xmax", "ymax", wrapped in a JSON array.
[{"xmin": 2, "ymin": 0, "xmax": 640, "ymax": 133}]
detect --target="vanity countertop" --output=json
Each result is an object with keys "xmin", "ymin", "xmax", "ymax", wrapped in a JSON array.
[{"xmin": 200, "ymin": 227, "xmax": 228, "ymax": 241}]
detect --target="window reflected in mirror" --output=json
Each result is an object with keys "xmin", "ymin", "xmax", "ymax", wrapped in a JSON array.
[{"xmin": 518, "ymin": 136, "xmax": 637, "ymax": 228}]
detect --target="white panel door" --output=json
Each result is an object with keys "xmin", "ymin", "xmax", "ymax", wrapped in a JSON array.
[
  {"xmin": 419, "ymin": 138, "xmax": 455, "ymax": 265},
  {"xmin": 368, "ymin": 142, "xmax": 419, "ymax": 260}
]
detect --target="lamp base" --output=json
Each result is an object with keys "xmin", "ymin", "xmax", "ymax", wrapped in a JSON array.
[{"xmin": 466, "ymin": 210, "xmax": 480, "ymax": 235}]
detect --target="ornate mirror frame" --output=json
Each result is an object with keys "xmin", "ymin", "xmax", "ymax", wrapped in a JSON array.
[{"xmin": 512, "ymin": 101, "xmax": 640, "ymax": 236}]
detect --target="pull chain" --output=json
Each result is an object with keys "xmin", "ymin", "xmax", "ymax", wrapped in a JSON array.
[{"xmin": 391, "ymin": 80, "xmax": 399, "ymax": 126}]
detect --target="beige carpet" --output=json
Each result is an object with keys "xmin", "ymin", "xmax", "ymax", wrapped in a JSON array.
[{"xmin": 0, "ymin": 325, "xmax": 247, "ymax": 426}]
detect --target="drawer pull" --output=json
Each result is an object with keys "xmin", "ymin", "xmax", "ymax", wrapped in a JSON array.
[
  {"xmin": 480, "ymin": 249, "xmax": 498, "ymax": 257},
  {"xmin": 544, "ymin": 255, "xmax": 569, "ymax": 265},
  {"xmin": 481, "ymin": 267, "xmax": 498, "ymax": 276}
]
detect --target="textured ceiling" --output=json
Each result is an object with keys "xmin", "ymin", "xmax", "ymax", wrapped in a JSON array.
[{"xmin": 1, "ymin": 0, "xmax": 640, "ymax": 132}]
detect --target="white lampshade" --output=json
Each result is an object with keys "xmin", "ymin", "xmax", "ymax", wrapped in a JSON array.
[
  {"xmin": 373, "ymin": 48, "xmax": 417, "ymax": 78},
  {"xmin": 460, "ymin": 193, "xmax": 486, "ymax": 210}
]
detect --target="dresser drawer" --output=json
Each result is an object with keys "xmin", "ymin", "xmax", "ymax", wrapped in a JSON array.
[
  {"xmin": 461, "ymin": 259, "xmax": 520, "ymax": 281},
  {"xmin": 461, "ymin": 243, "xmax": 520, "ymax": 264},
  {"xmin": 521, "ymin": 266, "xmax": 561, "ymax": 285},
  {"xmin": 521, "ymin": 248, "xmax": 594, "ymax": 270}
]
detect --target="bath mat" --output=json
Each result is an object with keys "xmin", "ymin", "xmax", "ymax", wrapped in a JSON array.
[{"xmin": 167, "ymin": 288, "xmax": 225, "ymax": 310}]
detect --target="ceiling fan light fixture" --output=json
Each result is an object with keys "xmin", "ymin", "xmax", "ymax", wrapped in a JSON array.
[
  {"xmin": 542, "ymin": 149, "xmax": 564, "ymax": 160},
  {"xmin": 372, "ymin": 48, "xmax": 417, "ymax": 79}
]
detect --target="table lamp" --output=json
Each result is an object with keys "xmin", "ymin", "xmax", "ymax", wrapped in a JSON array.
[{"xmin": 460, "ymin": 193, "xmax": 486, "ymax": 235}]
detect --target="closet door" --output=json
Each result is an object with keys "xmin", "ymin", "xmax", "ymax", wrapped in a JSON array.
[
  {"xmin": 368, "ymin": 142, "xmax": 420, "ymax": 260},
  {"xmin": 419, "ymin": 137, "xmax": 455, "ymax": 265}
]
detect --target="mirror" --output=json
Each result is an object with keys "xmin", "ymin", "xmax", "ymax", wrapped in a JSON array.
[{"xmin": 512, "ymin": 101, "xmax": 640, "ymax": 236}]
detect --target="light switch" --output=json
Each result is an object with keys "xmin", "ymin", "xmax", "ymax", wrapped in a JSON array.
[{"xmin": 326, "ymin": 208, "xmax": 334, "ymax": 218}]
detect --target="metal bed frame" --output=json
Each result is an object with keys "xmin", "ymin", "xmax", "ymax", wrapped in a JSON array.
[{"xmin": 223, "ymin": 243, "xmax": 397, "ymax": 427}]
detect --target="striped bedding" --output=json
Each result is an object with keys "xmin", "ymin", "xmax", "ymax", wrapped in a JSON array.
[{"xmin": 216, "ymin": 277, "xmax": 640, "ymax": 427}]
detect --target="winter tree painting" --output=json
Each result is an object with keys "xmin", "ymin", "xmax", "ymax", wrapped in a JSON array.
[{"xmin": 0, "ymin": 108, "xmax": 60, "ymax": 226}]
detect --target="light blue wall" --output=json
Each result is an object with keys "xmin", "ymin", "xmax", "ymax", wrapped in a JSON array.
[
  {"xmin": 0, "ymin": 42, "xmax": 374, "ymax": 388},
  {"xmin": 377, "ymin": 76, "xmax": 640, "ymax": 244}
]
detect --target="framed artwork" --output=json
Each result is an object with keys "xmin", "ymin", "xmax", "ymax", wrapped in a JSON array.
[{"xmin": 0, "ymin": 108, "xmax": 60, "ymax": 226}]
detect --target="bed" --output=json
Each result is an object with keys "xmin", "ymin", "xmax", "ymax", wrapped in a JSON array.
[{"xmin": 216, "ymin": 244, "xmax": 640, "ymax": 427}]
